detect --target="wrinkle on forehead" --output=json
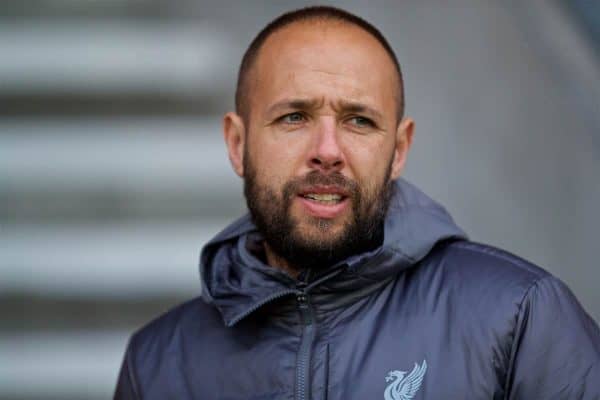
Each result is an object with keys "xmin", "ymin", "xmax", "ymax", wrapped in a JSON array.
[
  {"xmin": 308, "ymin": 67, "xmax": 345, "ymax": 77},
  {"xmin": 281, "ymin": 67, "xmax": 385, "ymax": 107}
]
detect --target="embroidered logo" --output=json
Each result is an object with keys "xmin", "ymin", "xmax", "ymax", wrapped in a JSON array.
[{"xmin": 384, "ymin": 360, "xmax": 427, "ymax": 400}]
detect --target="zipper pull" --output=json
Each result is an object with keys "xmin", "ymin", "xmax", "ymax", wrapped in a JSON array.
[
  {"xmin": 296, "ymin": 292, "xmax": 312, "ymax": 324},
  {"xmin": 296, "ymin": 292, "xmax": 308, "ymax": 306}
]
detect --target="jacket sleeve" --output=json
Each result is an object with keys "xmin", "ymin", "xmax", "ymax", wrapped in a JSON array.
[
  {"xmin": 114, "ymin": 342, "xmax": 140, "ymax": 400},
  {"xmin": 507, "ymin": 276, "xmax": 600, "ymax": 399}
]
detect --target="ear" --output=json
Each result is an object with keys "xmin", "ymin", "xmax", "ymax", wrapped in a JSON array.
[
  {"xmin": 390, "ymin": 117, "xmax": 415, "ymax": 180},
  {"xmin": 223, "ymin": 112, "xmax": 246, "ymax": 177}
]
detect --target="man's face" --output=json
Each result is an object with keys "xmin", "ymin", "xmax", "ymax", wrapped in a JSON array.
[{"xmin": 225, "ymin": 21, "xmax": 413, "ymax": 271}]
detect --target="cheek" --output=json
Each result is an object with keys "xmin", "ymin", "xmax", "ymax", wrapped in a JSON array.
[
  {"xmin": 248, "ymin": 131, "xmax": 309, "ymax": 178},
  {"xmin": 247, "ymin": 148, "xmax": 295, "ymax": 190},
  {"xmin": 342, "ymin": 136, "xmax": 393, "ymax": 184}
]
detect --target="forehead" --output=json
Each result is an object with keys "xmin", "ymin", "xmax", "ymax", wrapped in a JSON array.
[{"xmin": 250, "ymin": 21, "xmax": 399, "ymax": 111}]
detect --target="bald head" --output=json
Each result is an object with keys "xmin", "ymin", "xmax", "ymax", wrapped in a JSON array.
[{"xmin": 235, "ymin": 6, "xmax": 404, "ymax": 124}]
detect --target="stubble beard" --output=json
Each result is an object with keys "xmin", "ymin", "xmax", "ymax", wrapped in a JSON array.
[{"xmin": 243, "ymin": 153, "xmax": 394, "ymax": 273}]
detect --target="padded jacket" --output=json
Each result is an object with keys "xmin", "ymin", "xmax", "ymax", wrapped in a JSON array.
[{"xmin": 114, "ymin": 179, "xmax": 600, "ymax": 399}]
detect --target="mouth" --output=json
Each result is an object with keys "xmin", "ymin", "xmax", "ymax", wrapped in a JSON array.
[
  {"xmin": 299, "ymin": 185, "xmax": 349, "ymax": 203},
  {"xmin": 296, "ymin": 186, "xmax": 350, "ymax": 218},
  {"xmin": 300, "ymin": 193, "xmax": 345, "ymax": 204}
]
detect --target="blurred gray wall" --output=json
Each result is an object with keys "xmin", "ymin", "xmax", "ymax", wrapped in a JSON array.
[{"xmin": 1, "ymin": 1, "xmax": 598, "ymax": 399}]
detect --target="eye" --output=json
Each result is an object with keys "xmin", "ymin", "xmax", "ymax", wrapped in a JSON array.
[
  {"xmin": 348, "ymin": 116, "xmax": 375, "ymax": 128},
  {"xmin": 279, "ymin": 112, "xmax": 306, "ymax": 124}
]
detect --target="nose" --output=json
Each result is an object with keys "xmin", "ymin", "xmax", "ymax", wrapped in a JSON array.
[{"xmin": 308, "ymin": 117, "xmax": 344, "ymax": 172}]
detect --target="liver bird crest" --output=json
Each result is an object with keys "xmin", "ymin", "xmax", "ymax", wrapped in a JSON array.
[{"xmin": 383, "ymin": 360, "xmax": 427, "ymax": 400}]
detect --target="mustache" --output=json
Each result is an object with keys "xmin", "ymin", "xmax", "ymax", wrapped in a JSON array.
[{"xmin": 282, "ymin": 171, "xmax": 360, "ymax": 200}]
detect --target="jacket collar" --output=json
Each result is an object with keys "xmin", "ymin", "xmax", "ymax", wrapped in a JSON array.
[{"xmin": 199, "ymin": 179, "xmax": 466, "ymax": 327}]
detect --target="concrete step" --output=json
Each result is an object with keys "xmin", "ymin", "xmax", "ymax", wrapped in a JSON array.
[
  {"xmin": 0, "ymin": 20, "xmax": 239, "ymax": 96},
  {"xmin": 0, "ymin": 330, "xmax": 130, "ymax": 400},
  {"xmin": 1, "ymin": 219, "xmax": 229, "ymax": 296},
  {"xmin": 0, "ymin": 117, "xmax": 239, "ymax": 193}
]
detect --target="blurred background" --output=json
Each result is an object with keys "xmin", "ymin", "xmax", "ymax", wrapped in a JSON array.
[{"xmin": 1, "ymin": 1, "xmax": 599, "ymax": 399}]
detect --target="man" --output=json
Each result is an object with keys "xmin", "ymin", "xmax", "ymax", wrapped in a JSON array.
[{"xmin": 114, "ymin": 6, "xmax": 600, "ymax": 399}]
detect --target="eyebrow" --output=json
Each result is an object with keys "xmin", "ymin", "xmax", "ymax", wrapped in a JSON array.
[
  {"xmin": 333, "ymin": 100, "xmax": 383, "ymax": 121},
  {"xmin": 266, "ymin": 98, "xmax": 324, "ymax": 116}
]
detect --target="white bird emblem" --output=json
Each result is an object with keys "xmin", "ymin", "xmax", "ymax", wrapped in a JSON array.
[{"xmin": 383, "ymin": 360, "xmax": 427, "ymax": 400}]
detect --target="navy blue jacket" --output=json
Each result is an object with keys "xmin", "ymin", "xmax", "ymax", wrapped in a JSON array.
[{"xmin": 115, "ymin": 179, "xmax": 600, "ymax": 399}]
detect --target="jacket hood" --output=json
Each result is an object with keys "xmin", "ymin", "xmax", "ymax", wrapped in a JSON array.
[{"xmin": 199, "ymin": 178, "xmax": 467, "ymax": 326}]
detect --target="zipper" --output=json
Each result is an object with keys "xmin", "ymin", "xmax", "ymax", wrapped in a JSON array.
[{"xmin": 295, "ymin": 286, "xmax": 315, "ymax": 400}]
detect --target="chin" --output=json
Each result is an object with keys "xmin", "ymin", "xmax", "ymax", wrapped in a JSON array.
[{"xmin": 296, "ymin": 218, "xmax": 348, "ymax": 242}]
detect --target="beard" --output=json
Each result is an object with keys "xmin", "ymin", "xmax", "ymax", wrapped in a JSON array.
[{"xmin": 243, "ymin": 154, "xmax": 394, "ymax": 273}]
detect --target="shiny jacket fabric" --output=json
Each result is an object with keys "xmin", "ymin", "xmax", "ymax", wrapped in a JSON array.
[{"xmin": 114, "ymin": 179, "xmax": 600, "ymax": 399}]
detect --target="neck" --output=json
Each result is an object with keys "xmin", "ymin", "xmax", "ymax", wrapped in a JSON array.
[{"xmin": 263, "ymin": 242, "xmax": 301, "ymax": 279}]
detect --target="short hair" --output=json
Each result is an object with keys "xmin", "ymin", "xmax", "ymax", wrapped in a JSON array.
[{"xmin": 235, "ymin": 6, "xmax": 404, "ymax": 123}]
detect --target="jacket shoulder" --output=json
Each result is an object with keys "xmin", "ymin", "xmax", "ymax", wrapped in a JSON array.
[
  {"xmin": 433, "ymin": 239, "xmax": 552, "ymax": 290},
  {"xmin": 417, "ymin": 240, "xmax": 600, "ymax": 397},
  {"xmin": 413, "ymin": 240, "xmax": 559, "ymax": 331}
]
